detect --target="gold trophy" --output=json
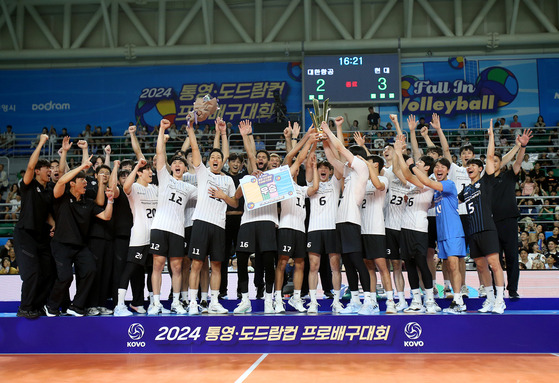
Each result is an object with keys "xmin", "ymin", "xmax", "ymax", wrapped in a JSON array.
[{"xmin": 308, "ymin": 98, "xmax": 330, "ymax": 140}]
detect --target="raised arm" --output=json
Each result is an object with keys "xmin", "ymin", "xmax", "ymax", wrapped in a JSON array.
[
  {"xmin": 95, "ymin": 187, "xmax": 114, "ymax": 221},
  {"xmin": 334, "ymin": 116, "xmax": 346, "ymax": 145},
  {"xmin": 290, "ymin": 134, "xmax": 318, "ymax": 178},
  {"xmin": 306, "ymin": 151, "xmax": 320, "ymax": 196},
  {"xmin": 512, "ymin": 129, "xmax": 533, "ymax": 175},
  {"xmin": 239, "ymin": 120, "xmax": 256, "ymax": 173},
  {"xmin": 186, "ymin": 119, "xmax": 202, "ymax": 168},
  {"xmin": 77, "ymin": 140, "xmax": 89, "ymax": 165},
  {"xmin": 353, "ymin": 131, "xmax": 370, "ymax": 156},
  {"xmin": 284, "ymin": 128, "xmax": 315, "ymax": 167},
  {"xmin": 322, "ymin": 140, "xmax": 344, "ymax": 180},
  {"xmin": 389, "ymin": 114, "xmax": 403, "ymax": 137},
  {"xmin": 407, "ymin": 115, "xmax": 423, "ymax": 161},
  {"xmin": 124, "ymin": 158, "xmax": 146, "ymax": 195},
  {"xmin": 53, "ymin": 160, "xmax": 92, "ymax": 199},
  {"xmin": 394, "ymin": 135, "xmax": 423, "ymax": 188},
  {"xmin": 305, "ymin": 140, "xmax": 317, "ymax": 183},
  {"xmin": 283, "ymin": 124, "xmax": 293, "ymax": 153},
  {"xmin": 109, "ymin": 160, "xmax": 120, "ymax": 199},
  {"xmin": 155, "ymin": 119, "xmax": 171, "ymax": 171},
  {"xmin": 216, "ymin": 118, "xmax": 229, "ymax": 161},
  {"xmin": 128, "ymin": 126, "xmax": 145, "ymax": 160},
  {"xmin": 104, "ymin": 145, "xmax": 111, "ymax": 167},
  {"xmin": 485, "ymin": 118, "xmax": 496, "ymax": 175},
  {"xmin": 23, "ymin": 134, "xmax": 49, "ymax": 185},
  {"xmin": 412, "ymin": 165, "xmax": 443, "ymax": 191},
  {"xmin": 180, "ymin": 125, "xmax": 191, "ymax": 153},
  {"xmin": 365, "ymin": 159, "xmax": 386, "ymax": 191},
  {"xmin": 58, "ymin": 136, "xmax": 72, "ymax": 177},
  {"xmin": 430, "ymin": 113, "xmax": 451, "ymax": 162},
  {"xmin": 322, "ymin": 120, "xmax": 354, "ymax": 166}
]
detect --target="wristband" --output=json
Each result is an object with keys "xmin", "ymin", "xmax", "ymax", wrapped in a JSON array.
[
  {"xmin": 409, "ymin": 164, "xmax": 417, "ymax": 172},
  {"xmin": 107, "ymin": 200, "xmax": 114, "ymax": 204},
  {"xmin": 248, "ymin": 133, "xmax": 253, "ymax": 136},
  {"xmin": 521, "ymin": 145, "xmax": 527, "ymax": 148}
]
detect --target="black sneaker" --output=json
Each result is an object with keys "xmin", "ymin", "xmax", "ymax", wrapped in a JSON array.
[
  {"xmin": 67, "ymin": 305, "xmax": 85, "ymax": 317},
  {"xmin": 199, "ymin": 300, "xmax": 209, "ymax": 313},
  {"xmin": 43, "ymin": 305, "xmax": 60, "ymax": 317},
  {"xmin": 218, "ymin": 293, "xmax": 227, "ymax": 300},
  {"xmin": 509, "ymin": 291, "xmax": 520, "ymax": 300},
  {"xmin": 17, "ymin": 308, "xmax": 40, "ymax": 319},
  {"xmin": 324, "ymin": 291, "xmax": 334, "ymax": 299}
]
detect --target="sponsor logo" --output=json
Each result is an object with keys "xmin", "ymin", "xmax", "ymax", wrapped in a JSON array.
[
  {"xmin": 31, "ymin": 101, "xmax": 71, "ymax": 111},
  {"xmin": 404, "ymin": 322, "xmax": 424, "ymax": 348},
  {"xmin": 127, "ymin": 323, "xmax": 146, "ymax": 348}
]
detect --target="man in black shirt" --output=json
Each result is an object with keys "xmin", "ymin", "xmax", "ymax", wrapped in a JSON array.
[
  {"xmin": 13, "ymin": 134, "xmax": 54, "ymax": 318},
  {"xmin": 458, "ymin": 119, "xmax": 506, "ymax": 314},
  {"xmin": 367, "ymin": 106, "xmax": 380, "ymax": 129},
  {"xmin": 492, "ymin": 129, "xmax": 532, "ymax": 299},
  {"xmin": 44, "ymin": 160, "xmax": 114, "ymax": 317}
]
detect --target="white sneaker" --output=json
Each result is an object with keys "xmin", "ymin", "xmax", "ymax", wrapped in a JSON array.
[
  {"xmin": 114, "ymin": 304, "xmax": 133, "ymax": 317},
  {"xmin": 395, "ymin": 300, "xmax": 409, "ymax": 312},
  {"xmin": 385, "ymin": 299, "xmax": 397, "ymax": 314},
  {"xmin": 443, "ymin": 301, "xmax": 466, "ymax": 314},
  {"xmin": 208, "ymin": 301, "xmax": 228, "ymax": 314},
  {"xmin": 189, "ymin": 301, "xmax": 200, "ymax": 315},
  {"xmin": 478, "ymin": 285, "xmax": 487, "ymax": 298},
  {"xmin": 307, "ymin": 301, "xmax": 320, "ymax": 314},
  {"xmin": 478, "ymin": 299, "xmax": 494, "ymax": 313},
  {"xmin": 288, "ymin": 297, "xmax": 307, "ymax": 313},
  {"xmin": 460, "ymin": 285, "xmax": 469, "ymax": 297},
  {"xmin": 147, "ymin": 303, "xmax": 164, "ymax": 315},
  {"xmin": 340, "ymin": 301, "xmax": 361, "ymax": 314},
  {"xmin": 264, "ymin": 299, "xmax": 274, "ymax": 314},
  {"xmin": 331, "ymin": 301, "xmax": 344, "ymax": 314},
  {"xmin": 129, "ymin": 304, "xmax": 146, "ymax": 314},
  {"xmin": 86, "ymin": 307, "xmax": 100, "ymax": 316},
  {"xmin": 357, "ymin": 301, "xmax": 380, "ymax": 315},
  {"xmin": 234, "ymin": 299, "xmax": 252, "ymax": 314},
  {"xmin": 171, "ymin": 301, "xmax": 187, "ymax": 315},
  {"xmin": 404, "ymin": 300, "xmax": 425, "ymax": 313},
  {"xmin": 97, "ymin": 306, "xmax": 113, "ymax": 315},
  {"xmin": 425, "ymin": 300, "xmax": 439, "ymax": 314},
  {"xmin": 492, "ymin": 300, "xmax": 506, "ymax": 314},
  {"xmin": 274, "ymin": 299, "xmax": 286, "ymax": 314}
]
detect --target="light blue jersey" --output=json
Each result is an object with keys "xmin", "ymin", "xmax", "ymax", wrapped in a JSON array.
[{"xmin": 434, "ymin": 180, "xmax": 465, "ymax": 241}]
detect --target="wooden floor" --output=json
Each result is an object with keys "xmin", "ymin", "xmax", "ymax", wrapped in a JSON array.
[{"xmin": 1, "ymin": 353, "xmax": 558, "ymax": 383}]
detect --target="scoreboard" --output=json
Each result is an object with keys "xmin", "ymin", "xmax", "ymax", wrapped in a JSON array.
[{"xmin": 303, "ymin": 54, "xmax": 401, "ymax": 104}]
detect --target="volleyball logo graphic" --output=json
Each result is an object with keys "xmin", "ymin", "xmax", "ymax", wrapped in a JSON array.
[
  {"xmin": 135, "ymin": 94, "xmax": 178, "ymax": 128},
  {"xmin": 448, "ymin": 56, "xmax": 465, "ymax": 69},
  {"xmin": 401, "ymin": 75, "xmax": 419, "ymax": 98},
  {"xmin": 128, "ymin": 323, "xmax": 145, "ymax": 340},
  {"xmin": 404, "ymin": 322, "xmax": 422, "ymax": 340},
  {"xmin": 475, "ymin": 67, "xmax": 519, "ymax": 107}
]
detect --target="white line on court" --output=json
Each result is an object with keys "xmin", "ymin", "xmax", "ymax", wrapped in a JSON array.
[
  {"xmin": 552, "ymin": 353, "xmax": 559, "ymax": 358},
  {"xmin": 235, "ymin": 353, "xmax": 268, "ymax": 383}
]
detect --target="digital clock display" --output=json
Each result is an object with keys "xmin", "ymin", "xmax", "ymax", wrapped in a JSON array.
[{"xmin": 303, "ymin": 53, "xmax": 400, "ymax": 104}]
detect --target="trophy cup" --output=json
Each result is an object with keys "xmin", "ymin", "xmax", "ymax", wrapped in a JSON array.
[{"xmin": 308, "ymin": 98, "xmax": 330, "ymax": 140}]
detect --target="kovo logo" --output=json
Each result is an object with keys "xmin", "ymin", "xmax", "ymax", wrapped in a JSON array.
[
  {"xmin": 31, "ymin": 101, "xmax": 71, "ymax": 111},
  {"xmin": 127, "ymin": 323, "xmax": 146, "ymax": 348},
  {"xmin": 403, "ymin": 322, "xmax": 424, "ymax": 347}
]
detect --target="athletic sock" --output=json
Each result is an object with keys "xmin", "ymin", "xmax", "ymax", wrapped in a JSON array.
[
  {"xmin": 274, "ymin": 290, "xmax": 282, "ymax": 302},
  {"xmin": 496, "ymin": 286, "xmax": 504, "ymax": 301},
  {"xmin": 386, "ymin": 290, "xmax": 394, "ymax": 301},
  {"xmin": 153, "ymin": 294, "xmax": 161, "ymax": 305},
  {"xmin": 398, "ymin": 291, "xmax": 405, "ymax": 302},
  {"xmin": 180, "ymin": 291, "xmax": 188, "ymax": 302},
  {"xmin": 241, "ymin": 292, "xmax": 249, "ymax": 301},
  {"xmin": 189, "ymin": 289, "xmax": 198, "ymax": 303},
  {"xmin": 444, "ymin": 280, "xmax": 451, "ymax": 289},
  {"xmin": 425, "ymin": 289, "xmax": 434, "ymax": 302},
  {"xmin": 411, "ymin": 289, "xmax": 422, "ymax": 303},
  {"xmin": 370, "ymin": 293, "xmax": 378, "ymax": 305},
  {"xmin": 201, "ymin": 292, "xmax": 208, "ymax": 302},
  {"xmin": 265, "ymin": 292, "xmax": 273, "ymax": 302},
  {"xmin": 454, "ymin": 294, "xmax": 464, "ymax": 306},
  {"xmin": 309, "ymin": 290, "xmax": 317, "ymax": 303},
  {"xmin": 485, "ymin": 286, "xmax": 495, "ymax": 302},
  {"xmin": 172, "ymin": 293, "xmax": 180, "ymax": 304},
  {"xmin": 432, "ymin": 280, "xmax": 437, "ymax": 289},
  {"xmin": 293, "ymin": 290, "xmax": 301, "ymax": 299},
  {"xmin": 149, "ymin": 292, "xmax": 154, "ymax": 305},
  {"xmin": 351, "ymin": 291, "xmax": 359, "ymax": 303},
  {"xmin": 333, "ymin": 290, "xmax": 340, "ymax": 303},
  {"xmin": 117, "ymin": 288, "xmax": 126, "ymax": 306},
  {"xmin": 210, "ymin": 291, "xmax": 219, "ymax": 304},
  {"xmin": 363, "ymin": 291, "xmax": 371, "ymax": 304}
]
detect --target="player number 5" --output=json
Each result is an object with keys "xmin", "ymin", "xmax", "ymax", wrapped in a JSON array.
[{"xmin": 467, "ymin": 201, "xmax": 475, "ymax": 214}]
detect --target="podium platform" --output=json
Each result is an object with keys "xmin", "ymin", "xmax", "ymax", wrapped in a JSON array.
[{"xmin": 1, "ymin": 298, "xmax": 558, "ymax": 354}]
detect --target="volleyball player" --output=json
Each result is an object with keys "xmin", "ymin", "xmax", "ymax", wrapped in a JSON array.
[
  {"xmin": 273, "ymin": 133, "xmax": 319, "ymax": 313},
  {"xmin": 14, "ymin": 133, "xmax": 53, "ymax": 318},
  {"xmin": 360, "ymin": 155, "xmax": 397, "ymax": 314},
  {"xmin": 114, "ymin": 158, "xmax": 158, "ymax": 316},
  {"xmin": 148, "ymin": 118, "xmax": 197, "ymax": 315},
  {"xmin": 186, "ymin": 118, "xmax": 237, "ymax": 315},
  {"xmin": 393, "ymin": 135, "xmax": 439, "ymax": 314},
  {"xmin": 320, "ymin": 119, "xmax": 371, "ymax": 314},
  {"xmin": 306, "ymin": 153, "xmax": 343, "ymax": 314},
  {"xmin": 408, "ymin": 156, "xmax": 467, "ymax": 313},
  {"xmin": 458, "ymin": 119, "xmax": 506, "ymax": 314}
]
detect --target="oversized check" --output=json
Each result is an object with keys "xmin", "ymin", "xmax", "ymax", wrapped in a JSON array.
[{"xmin": 239, "ymin": 165, "xmax": 296, "ymax": 210}]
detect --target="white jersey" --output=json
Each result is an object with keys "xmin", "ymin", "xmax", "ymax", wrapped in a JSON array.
[
  {"xmin": 336, "ymin": 157, "xmax": 369, "ymax": 225},
  {"xmin": 383, "ymin": 167, "xmax": 411, "ymax": 231},
  {"xmin": 448, "ymin": 163, "xmax": 470, "ymax": 215},
  {"xmin": 401, "ymin": 184, "xmax": 434, "ymax": 233},
  {"xmin": 279, "ymin": 184, "xmax": 309, "ymax": 233},
  {"xmin": 361, "ymin": 176, "xmax": 388, "ymax": 235},
  {"xmin": 191, "ymin": 164, "xmax": 235, "ymax": 229},
  {"xmin": 183, "ymin": 171, "xmax": 198, "ymax": 228},
  {"xmin": 127, "ymin": 183, "xmax": 158, "ymax": 246},
  {"xmin": 308, "ymin": 176, "xmax": 341, "ymax": 232},
  {"xmin": 427, "ymin": 173, "xmax": 437, "ymax": 217},
  {"xmin": 151, "ymin": 167, "xmax": 197, "ymax": 236}
]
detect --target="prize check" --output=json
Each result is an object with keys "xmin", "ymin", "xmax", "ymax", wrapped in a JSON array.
[{"xmin": 240, "ymin": 165, "xmax": 296, "ymax": 210}]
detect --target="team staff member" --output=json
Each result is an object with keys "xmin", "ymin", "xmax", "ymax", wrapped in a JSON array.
[
  {"xmin": 14, "ymin": 133, "xmax": 53, "ymax": 318},
  {"xmin": 492, "ymin": 129, "xmax": 532, "ymax": 299},
  {"xmin": 458, "ymin": 120, "xmax": 506, "ymax": 314},
  {"xmin": 44, "ymin": 159, "xmax": 114, "ymax": 317}
]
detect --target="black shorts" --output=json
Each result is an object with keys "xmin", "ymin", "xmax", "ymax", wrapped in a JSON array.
[
  {"xmin": 385, "ymin": 228, "xmax": 401, "ymax": 260},
  {"xmin": 236, "ymin": 221, "xmax": 277, "ymax": 253},
  {"xmin": 188, "ymin": 220, "xmax": 226, "ymax": 262},
  {"xmin": 306, "ymin": 229, "xmax": 341, "ymax": 255},
  {"xmin": 460, "ymin": 214, "xmax": 470, "ymax": 245},
  {"xmin": 400, "ymin": 229, "xmax": 428, "ymax": 261},
  {"xmin": 149, "ymin": 229, "xmax": 185, "ymax": 258},
  {"xmin": 127, "ymin": 245, "xmax": 150, "ymax": 266},
  {"xmin": 468, "ymin": 230, "xmax": 500, "ymax": 259},
  {"xmin": 277, "ymin": 229, "xmax": 307, "ymax": 259},
  {"xmin": 336, "ymin": 222, "xmax": 362, "ymax": 254},
  {"xmin": 362, "ymin": 234, "xmax": 387, "ymax": 260},
  {"xmin": 184, "ymin": 226, "xmax": 192, "ymax": 255},
  {"xmin": 427, "ymin": 216, "xmax": 437, "ymax": 249}
]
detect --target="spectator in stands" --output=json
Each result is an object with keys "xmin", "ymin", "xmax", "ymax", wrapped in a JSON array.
[
  {"xmin": 254, "ymin": 135, "xmax": 266, "ymax": 151},
  {"xmin": 48, "ymin": 127, "xmax": 58, "ymax": 146},
  {"xmin": 61, "ymin": 128, "xmax": 69, "ymax": 139},
  {"xmin": 519, "ymin": 230, "xmax": 530, "ymax": 250},
  {"xmin": 521, "ymin": 176, "xmax": 535, "ymax": 196},
  {"xmin": 528, "ymin": 242, "xmax": 546, "ymax": 264},
  {"xmin": 275, "ymin": 135, "xmax": 286, "ymax": 151},
  {"xmin": 541, "ymin": 169, "xmax": 557, "ymax": 193},
  {"xmin": 0, "ymin": 239, "xmax": 13, "ymax": 259},
  {"xmin": 32, "ymin": 128, "xmax": 49, "ymax": 148},
  {"xmin": 103, "ymin": 127, "xmax": 113, "ymax": 144},
  {"xmin": 535, "ymin": 115, "xmax": 546, "ymax": 128},
  {"xmin": 529, "ymin": 162, "xmax": 546, "ymax": 184},
  {"xmin": 519, "ymin": 248, "xmax": 532, "ymax": 269},
  {"xmin": 0, "ymin": 256, "xmax": 17, "ymax": 274},
  {"xmin": 2, "ymin": 125, "xmax": 16, "ymax": 149},
  {"xmin": 548, "ymin": 227, "xmax": 559, "ymax": 244},
  {"xmin": 0, "ymin": 164, "xmax": 8, "ymax": 196},
  {"xmin": 457, "ymin": 121, "xmax": 468, "ymax": 137},
  {"xmin": 545, "ymin": 255, "xmax": 557, "ymax": 269},
  {"xmin": 82, "ymin": 124, "xmax": 92, "ymax": 140},
  {"xmin": 545, "ymin": 238, "xmax": 559, "ymax": 264},
  {"xmin": 520, "ymin": 154, "xmax": 534, "ymax": 173},
  {"xmin": 367, "ymin": 106, "xmax": 380, "ymax": 129},
  {"xmin": 168, "ymin": 124, "xmax": 179, "ymax": 141}
]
